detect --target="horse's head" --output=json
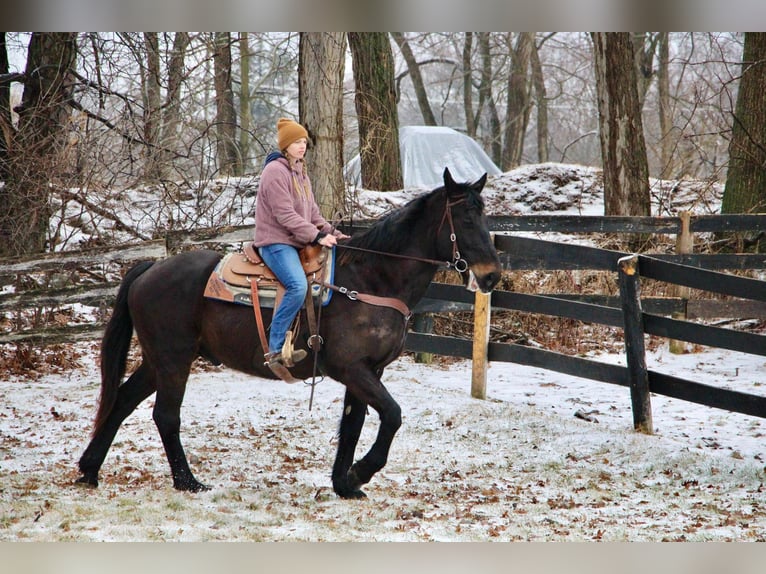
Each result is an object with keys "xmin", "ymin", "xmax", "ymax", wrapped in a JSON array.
[{"xmin": 440, "ymin": 168, "xmax": 502, "ymax": 293}]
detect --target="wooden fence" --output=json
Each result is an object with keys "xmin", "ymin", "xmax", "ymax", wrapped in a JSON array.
[
  {"xmin": 408, "ymin": 213, "xmax": 766, "ymax": 432},
  {"xmin": 3, "ymin": 214, "xmax": 766, "ymax": 433}
]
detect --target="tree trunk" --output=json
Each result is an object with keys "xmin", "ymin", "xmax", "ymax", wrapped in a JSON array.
[
  {"xmin": 657, "ymin": 32, "xmax": 672, "ymax": 178},
  {"xmin": 463, "ymin": 33, "xmax": 476, "ymax": 138},
  {"xmin": 348, "ymin": 32, "xmax": 402, "ymax": 191},
  {"xmin": 299, "ymin": 32, "xmax": 346, "ymax": 220},
  {"xmin": 591, "ymin": 33, "xmax": 651, "ymax": 218},
  {"xmin": 502, "ymin": 32, "xmax": 533, "ymax": 170},
  {"xmin": 142, "ymin": 33, "xmax": 162, "ymax": 181},
  {"xmin": 0, "ymin": 33, "xmax": 77, "ymax": 257},
  {"xmin": 239, "ymin": 32, "xmax": 251, "ymax": 173},
  {"xmin": 478, "ymin": 33, "xmax": 502, "ymax": 166},
  {"xmin": 530, "ymin": 38, "xmax": 549, "ymax": 164},
  {"xmin": 721, "ymin": 32, "xmax": 766, "ymax": 231},
  {"xmin": 632, "ymin": 32, "xmax": 659, "ymax": 109},
  {"xmin": 213, "ymin": 32, "xmax": 240, "ymax": 176},
  {"xmin": 0, "ymin": 33, "xmax": 9, "ymax": 181},
  {"xmin": 391, "ymin": 32, "xmax": 437, "ymax": 126},
  {"xmin": 157, "ymin": 32, "xmax": 189, "ymax": 180}
]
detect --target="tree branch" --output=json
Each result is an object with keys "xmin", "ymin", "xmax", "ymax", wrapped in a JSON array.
[{"xmin": 55, "ymin": 187, "xmax": 151, "ymax": 242}]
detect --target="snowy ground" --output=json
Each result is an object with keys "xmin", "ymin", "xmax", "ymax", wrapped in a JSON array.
[{"xmin": 1, "ymin": 339, "xmax": 765, "ymax": 542}]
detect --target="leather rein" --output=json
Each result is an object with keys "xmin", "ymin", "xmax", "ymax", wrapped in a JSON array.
[{"xmin": 338, "ymin": 197, "xmax": 468, "ymax": 271}]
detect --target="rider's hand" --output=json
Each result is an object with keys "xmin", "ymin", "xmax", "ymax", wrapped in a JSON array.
[{"xmin": 318, "ymin": 234, "xmax": 338, "ymax": 247}]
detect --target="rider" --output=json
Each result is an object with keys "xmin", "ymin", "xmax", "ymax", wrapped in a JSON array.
[{"xmin": 254, "ymin": 117, "xmax": 348, "ymax": 369}]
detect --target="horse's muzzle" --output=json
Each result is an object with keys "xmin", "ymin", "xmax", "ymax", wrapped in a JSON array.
[{"xmin": 466, "ymin": 264, "xmax": 502, "ymax": 293}]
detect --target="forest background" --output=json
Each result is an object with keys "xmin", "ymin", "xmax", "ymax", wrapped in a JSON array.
[{"xmin": 1, "ymin": 32, "xmax": 765, "ymax": 259}]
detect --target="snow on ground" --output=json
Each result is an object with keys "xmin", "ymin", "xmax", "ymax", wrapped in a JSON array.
[{"xmin": 1, "ymin": 341, "xmax": 765, "ymax": 542}]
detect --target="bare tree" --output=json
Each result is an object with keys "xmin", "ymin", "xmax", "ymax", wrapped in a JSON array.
[
  {"xmin": 478, "ymin": 33, "xmax": 502, "ymax": 165},
  {"xmin": 657, "ymin": 32, "xmax": 672, "ymax": 178},
  {"xmin": 0, "ymin": 33, "xmax": 77, "ymax": 256},
  {"xmin": 591, "ymin": 32, "xmax": 650, "ymax": 217},
  {"xmin": 142, "ymin": 33, "xmax": 162, "ymax": 180},
  {"xmin": 502, "ymin": 32, "xmax": 534, "ymax": 169},
  {"xmin": 462, "ymin": 33, "xmax": 476, "ymax": 138},
  {"xmin": 213, "ymin": 32, "xmax": 240, "ymax": 176},
  {"xmin": 0, "ymin": 33, "xmax": 11, "ymax": 182},
  {"xmin": 721, "ymin": 33, "xmax": 766, "ymax": 225},
  {"xmin": 391, "ymin": 32, "xmax": 437, "ymax": 126},
  {"xmin": 633, "ymin": 32, "xmax": 661, "ymax": 108},
  {"xmin": 348, "ymin": 32, "xmax": 402, "ymax": 191},
  {"xmin": 157, "ymin": 32, "xmax": 190, "ymax": 179},
  {"xmin": 238, "ymin": 33, "xmax": 251, "ymax": 172},
  {"xmin": 530, "ymin": 36, "xmax": 549, "ymax": 163},
  {"xmin": 299, "ymin": 32, "xmax": 346, "ymax": 219}
]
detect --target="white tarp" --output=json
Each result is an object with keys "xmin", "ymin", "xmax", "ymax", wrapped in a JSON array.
[{"xmin": 344, "ymin": 125, "xmax": 501, "ymax": 190}]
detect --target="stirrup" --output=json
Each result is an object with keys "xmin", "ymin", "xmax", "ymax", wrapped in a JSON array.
[
  {"xmin": 263, "ymin": 349, "xmax": 307, "ymax": 369},
  {"xmin": 263, "ymin": 353, "xmax": 302, "ymax": 384}
]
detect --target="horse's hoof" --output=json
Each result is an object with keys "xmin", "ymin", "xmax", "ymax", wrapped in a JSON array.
[
  {"xmin": 75, "ymin": 474, "xmax": 98, "ymax": 488},
  {"xmin": 334, "ymin": 486, "xmax": 367, "ymax": 500},
  {"xmin": 175, "ymin": 480, "xmax": 211, "ymax": 493},
  {"xmin": 344, "ymin": 489, "xmax": 367, "ymax": 500}
]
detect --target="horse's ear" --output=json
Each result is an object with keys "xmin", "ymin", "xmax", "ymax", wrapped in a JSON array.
[
  {"xmin": 472, "ymin": 172, "xmax": 488, "ymax": 193},
  {"xmin": 443, "ymin": 167, "xmax": 455, "ymax": 188}
]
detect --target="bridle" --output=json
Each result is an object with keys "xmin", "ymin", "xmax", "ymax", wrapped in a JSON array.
[{"xmin": 334, "ymin": 196, "xmax": 469, "ymax": 274}]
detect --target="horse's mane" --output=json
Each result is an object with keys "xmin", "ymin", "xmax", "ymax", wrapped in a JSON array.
[
  {"xmin": 338, "ymin": 188, "xmax": 438, "ymax": 266},
  {"xmin": 338, "ymin": 182, "xmax": 485, "ymax": 266}
]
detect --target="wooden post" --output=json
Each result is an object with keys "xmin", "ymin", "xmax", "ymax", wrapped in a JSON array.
[
  {"xmin": 669, "ymin": 211, "xmax": 692, "ymax": 353},
  {"xmin": 618, "ymin": 254, "xmax": 653, "ymax": 434},
  {"xmin": 412, "ymin": 313, "xmax": 434, "ymax": 364},
  {"xmin": 471, "ymin": 289, "xmax": 491, "ymax": 399}
]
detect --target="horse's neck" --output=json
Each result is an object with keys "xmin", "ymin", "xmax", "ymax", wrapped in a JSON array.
[
  {"xmin": 375, "ymin": 258, "xmax": 437, "ymax": 306},
  {"xmin": 338, "ymin": 246, "xmax": 439, "ymax": 309}
]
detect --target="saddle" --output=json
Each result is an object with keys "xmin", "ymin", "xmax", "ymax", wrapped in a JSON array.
[{"xmin": 219, "ymin": 242, "xmax": 328, "ymax": 289}]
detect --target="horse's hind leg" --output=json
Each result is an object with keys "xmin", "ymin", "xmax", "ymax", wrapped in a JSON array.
[
  {"xmin": 152, "ymin": 375, "xmax": 209, "ymax": 493},
  {"xmin": 77, "ymin": 363, "xmax": 156, "ymax": 487}
]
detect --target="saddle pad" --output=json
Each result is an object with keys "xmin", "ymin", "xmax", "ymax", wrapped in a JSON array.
[{"xmin": 204, "ymin": 248, "xmax": 335, "ymax": 308}]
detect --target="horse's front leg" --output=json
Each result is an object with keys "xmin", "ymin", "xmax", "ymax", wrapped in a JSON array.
[
  {"xmin": 332, "ymin": 371, "xmax": 402, "ymax": 499},
  {"xmin": 332, "ymin": 390, "xmax": 368, "ymax": 498}
]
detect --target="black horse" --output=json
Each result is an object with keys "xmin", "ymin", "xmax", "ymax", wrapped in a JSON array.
[{"xmin": 77, "ymin": 168, "xmax": 502, "ymax": 499}]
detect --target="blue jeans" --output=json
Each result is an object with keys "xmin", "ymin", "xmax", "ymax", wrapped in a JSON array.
[{"xmin": 258, "ymin": 243, "xmax": 307, "ymax": 353}]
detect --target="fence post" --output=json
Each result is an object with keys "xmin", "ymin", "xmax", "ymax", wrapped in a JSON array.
[
  {"xmin": 471, "ymin": 289, "xmax": 491, "ymax": 399},
  {"xmin": 669, "ymin": 211, "xmax": 692, "ymax": 354},
  {"xmin": 412, "ymin": 313, "xmax": 434, "ymax": 364},
  {"xmin": 617, "ymin": 254, "xmax": 653, "ymax": 434}
]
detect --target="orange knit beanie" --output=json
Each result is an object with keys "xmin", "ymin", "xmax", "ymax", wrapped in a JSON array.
[{"xmin": 277, "ymin": 117, "xmax": 309, "ymax": 151}]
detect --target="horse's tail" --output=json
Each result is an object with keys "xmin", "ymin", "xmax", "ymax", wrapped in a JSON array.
[{"xmin": 92, "ymin": 260, "xmax": 155, "ymax": 437}]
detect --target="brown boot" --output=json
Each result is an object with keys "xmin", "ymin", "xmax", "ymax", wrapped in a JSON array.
[{"xmin": 264, "ymin": 349, "xmax": 308, "ymax": 369}]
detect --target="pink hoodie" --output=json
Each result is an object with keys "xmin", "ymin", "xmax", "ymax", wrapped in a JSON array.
[{"xmin": 254, "ymin": 156, "xmax": 337, "ymax": 248}]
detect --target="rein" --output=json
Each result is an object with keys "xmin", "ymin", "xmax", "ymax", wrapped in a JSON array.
[{"xmin": 334, "ymin": 197, "xmax": 469, "ymax": 273}]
